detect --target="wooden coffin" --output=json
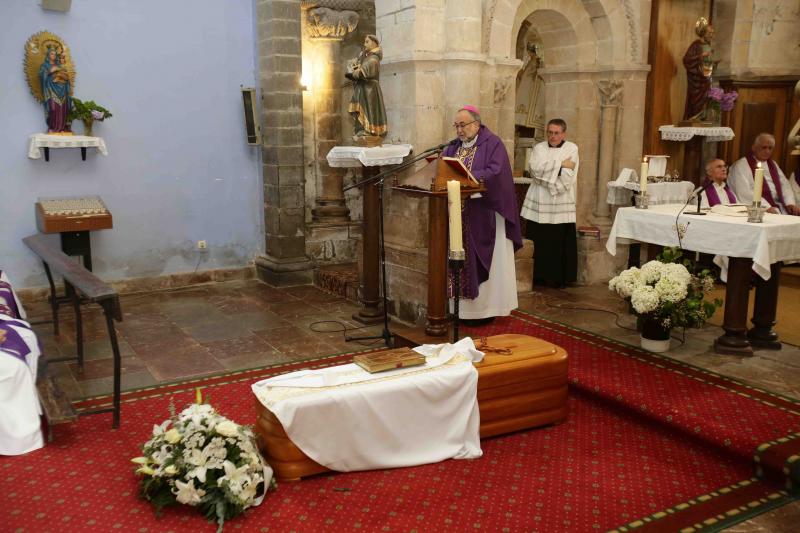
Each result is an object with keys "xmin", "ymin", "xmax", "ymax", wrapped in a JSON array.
[{"xmin": 253, "ymin": 333, "xmax": 569, "ymax": 481}]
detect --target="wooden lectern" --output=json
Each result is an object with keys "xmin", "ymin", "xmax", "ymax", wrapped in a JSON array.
[{"xmin": 393, "ymin": 157, "xmax": 484, "ymax": 336}]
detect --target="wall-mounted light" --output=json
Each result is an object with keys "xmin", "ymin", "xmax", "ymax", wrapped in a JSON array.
[{"xmin": 300, "ymin": 71, "xmax": 311, "ymax": 91}]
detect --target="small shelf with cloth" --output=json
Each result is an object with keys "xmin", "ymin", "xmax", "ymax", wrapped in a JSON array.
[{"xmin": 28, "ymin": 133, "xmax": 108, "ymax": 162}]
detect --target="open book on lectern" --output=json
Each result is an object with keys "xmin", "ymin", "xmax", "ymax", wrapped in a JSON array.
[{"xmin": 394, "ymin": 156, "xmax": 482, "ymax": 192}]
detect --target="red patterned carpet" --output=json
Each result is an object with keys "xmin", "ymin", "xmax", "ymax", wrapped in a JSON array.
[{"xmin": 2, "ymin": 312, "xmax": 799, "ymax": 532}]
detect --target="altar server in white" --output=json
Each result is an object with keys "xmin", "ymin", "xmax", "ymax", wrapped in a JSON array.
[
  {"xmin": 520, "ymin": 118, "xmax": 579, "ymax": 288},
  {"xmin": 728, "ymin": 133, "xmax": 798, "ymax": 215}
]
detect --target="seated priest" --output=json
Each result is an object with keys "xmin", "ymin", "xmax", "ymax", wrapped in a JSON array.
[
  {"xmin": 0, "ymin": 271, "xmax": 44, "ymax": 456},
  {"xmin": 443, "ymin": 105, "xmax": 523, "ymax": 324},
  {"xmin": 699, "ymin": 158, "xmax": 770, "ymax": 209},
  {"xmin": 728, "ymin": 133, "xmax": 798, "ymax": 215}
]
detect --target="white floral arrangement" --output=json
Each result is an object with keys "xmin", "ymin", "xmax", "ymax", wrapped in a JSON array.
[
  {"xmin": 609, "ymin": 254, "xmax": 719, "ymax": 330},
  {"xmin": 132, "ymin": 390, "xmax": 273, "ymax": 532}
]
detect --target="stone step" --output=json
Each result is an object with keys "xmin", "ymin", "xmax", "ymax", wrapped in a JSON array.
[{"xmin": 313, "ymin": 263, "xmax": 359, "ymax": 302}]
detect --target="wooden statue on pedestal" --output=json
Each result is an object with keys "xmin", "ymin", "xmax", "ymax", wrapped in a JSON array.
[
  {"xmin": 345, "ymin": 34, "xmax": 387, "ymax": 146},
  {"xmin": 680, "ymin": 17, "xmax": 718, "ymax": 126}
]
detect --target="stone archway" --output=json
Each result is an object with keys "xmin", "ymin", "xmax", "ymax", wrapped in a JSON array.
[{"xmin": 485, "ymin": 0, "xmax": 648, "ymax": 284}]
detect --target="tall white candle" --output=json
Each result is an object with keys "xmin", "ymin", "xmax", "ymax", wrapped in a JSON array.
[
  {"xmin": 640, "ymin": 157, "xmax": 649, "ymax": 194},
  {"xmin": 753, "ymin": 162, "xmax": 764, "ymax": 204},
  {"xmin": 447, "ymin": 180, "xmax": 464, "ymax": 253}
]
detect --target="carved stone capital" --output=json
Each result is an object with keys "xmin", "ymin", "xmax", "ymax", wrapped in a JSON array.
[
  {"xmin": 494, "ymin": 76, "xmax": 513, "ymax": 105},
  {"xmin": 306, "ymin": 7, "xmax": 359, "ymax": 39},
  {"xmin": 597, "ymin": 79, "xmax": 624, "ymax": 107}
]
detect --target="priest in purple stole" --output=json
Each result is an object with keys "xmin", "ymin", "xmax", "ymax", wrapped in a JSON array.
[
  {"xmin": 728, "ymin": 133, "xmax": 799, "ymax": 215},
  {"xmin": 699, "ymin": 159, "xmax": 739, "ymax": 208},
  {"xmin": 443, "ymin": 106, "xmax": 523, "ymax": 323}
]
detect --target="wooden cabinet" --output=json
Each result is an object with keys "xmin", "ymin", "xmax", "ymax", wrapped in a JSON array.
[{"xmin": 718, "ymin": 79, "xmax": 800, "ymax": 171}]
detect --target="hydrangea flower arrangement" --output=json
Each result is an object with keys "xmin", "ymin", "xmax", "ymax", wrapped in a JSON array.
[
  {"xmin": 132, "ymin": 390, "xmax": 274, "ymax": 532},
  {"xmin": 609, "ymin": 248, "xmax": 721, "ymax": 331},
  {"xmin": 707, "ymin": 87, "xmax": 738, "ymax": 112}
]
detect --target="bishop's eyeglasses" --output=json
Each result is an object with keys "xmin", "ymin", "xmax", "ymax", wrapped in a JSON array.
[{"xmin": 453, "ymin": 120, "xmax": 477, "ymax": 130}]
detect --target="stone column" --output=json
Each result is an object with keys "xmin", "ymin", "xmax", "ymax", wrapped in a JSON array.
[
  {"xmin": 309, "ymin": 37, "xmax": 349, "ymax": 222},
  {"xmin": 255, "ymin": 0, "xmax": 313, "ymax": 286},
  {"xmin": 305, "ymin": 5, "xmax": 359, "ymax": 222},
  {"xmin": 592, "ymin": 80, "xmax": 623, "ymax": 228}
]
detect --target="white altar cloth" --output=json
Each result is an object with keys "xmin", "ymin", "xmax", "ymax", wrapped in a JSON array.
[
  {"xmin": 252, "ymin": 338, "xmax": 483, "ymax": 472},
  {"xmin": 28, "ymin": 133, "xmax": 108, "ymax": 160},
  {"xmin": 607, "ymin": 181, "xmax": 695, "ymax": 206},
  {"xmin": 606, "ymin": 204, "xmax": 800, "ymax": 280},
  {"xmin": 326, "ymin": 144, "xmax": 412, "ymax": 168},
  {"xmin": 658, "ymin": 125, "xmax": 735, "ymax": 143}
]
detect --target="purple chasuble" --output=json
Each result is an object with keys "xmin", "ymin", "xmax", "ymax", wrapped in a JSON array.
[
  {"xmin": 443, "ymin": 125, "xmax": 523, "ymax": 298},
  {"xmin": 0, "ymin": 323, "xmax": 31, "ymax": 362},
  {"xmin": 703, "ymin": 179, "xmax": 737, "ymax": 206}
]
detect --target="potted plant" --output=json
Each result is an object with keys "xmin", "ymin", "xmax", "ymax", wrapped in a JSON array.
[
  {"xmin": 609, "ymin": 248, "xmax": 722, "ymax": 352},
  {"xmin": 68, "ymin": 98, "xmax": 112, "ymax": 137}
]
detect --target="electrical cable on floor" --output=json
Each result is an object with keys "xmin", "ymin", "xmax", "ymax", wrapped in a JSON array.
[
  {"xmin": 308, "ymin": 320, "xmax": 385, "ymax": 347},
  {"xmin": 543, "ymin": 300, "xmax": 686, "ymax": 346}
]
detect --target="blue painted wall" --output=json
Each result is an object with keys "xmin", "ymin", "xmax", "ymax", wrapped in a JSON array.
[{"xmin": 0, "ymin": 0, "xmax": 262, "ymax": 288}]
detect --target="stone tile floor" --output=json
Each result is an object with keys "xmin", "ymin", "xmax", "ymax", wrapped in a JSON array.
[{"xmin": 24, "ymin": 279, "xmax": 800, "ymax": 531}]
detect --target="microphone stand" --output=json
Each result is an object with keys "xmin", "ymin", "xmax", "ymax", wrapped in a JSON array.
[
  {"xmin": 685, "ymin": 183, "xmax": 709, "ymax": 216},
  {"xmin": 342, "ymin": 144, "xmax": 448, "ymax": 347}
]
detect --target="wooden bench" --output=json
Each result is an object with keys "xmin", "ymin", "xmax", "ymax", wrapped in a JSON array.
[{"xmin": 23, "ymin": 233, "xmax": 123, "ymax": 431}]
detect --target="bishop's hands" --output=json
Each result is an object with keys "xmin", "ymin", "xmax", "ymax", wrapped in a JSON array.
[{"xmin": 787, "ymin": 204, "xmax": 800, "ymax": 216}]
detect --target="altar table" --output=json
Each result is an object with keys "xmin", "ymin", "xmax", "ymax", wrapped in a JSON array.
[{"xmin": 606, "ymin": 205, "xmax": 800, "ymax": 355}]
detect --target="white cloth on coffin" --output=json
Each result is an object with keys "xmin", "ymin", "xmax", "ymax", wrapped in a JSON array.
[{"xmin": 252, "ymin": 337, "xmax": 484, "ymax": 471}]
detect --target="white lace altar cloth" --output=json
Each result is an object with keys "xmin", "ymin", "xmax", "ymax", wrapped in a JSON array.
[
  {"xmin": 658, "ymin": 125, "xmax": 735, "ymax": 143},
  {"xmin": 28, "ymin": 133, "xmax": 108, "ymax": 160},
  {"xmin": 326, "ymin": 144, "xmax": 413, "ymax": 168},
  {"xmin": 252, "ymin": 337, "xmax": 484, "ymax": 472}
]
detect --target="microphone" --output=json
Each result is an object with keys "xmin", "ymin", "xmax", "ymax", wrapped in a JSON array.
[
  {"xmin": 685, "ymin": 180, "xmax": 712, "ymax": 216},
  {"xmin": 689, "ymin": 181, "xmax": 712, "ymax": 200},
  {"xmin": 430, "ymin": 138, "xmax": 459, "ymax": 152}
]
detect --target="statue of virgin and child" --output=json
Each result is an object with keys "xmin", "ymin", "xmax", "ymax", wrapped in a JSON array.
[{"xmin": 39, "ymin": 46, "xmax": 73, "ymax": 133}]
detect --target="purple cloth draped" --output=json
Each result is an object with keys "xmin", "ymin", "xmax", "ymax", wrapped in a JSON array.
[
  {"xmin": 443, "ymin": 125, "xmax": 523, "ymax": 298},
  {"xmin": 703, "ymin": 179, "xmax": 737, "ymax": 206},
  {"xmin": 0, "ymin": 323, "xmax": 31, "ymax": 362},
  {"xmin": 746, "ymin": 154, "xmax": 786, "ymax": 209},
  {"xmin": 0, "ymin": 280, "xmax": 22, "ymax": 319}
]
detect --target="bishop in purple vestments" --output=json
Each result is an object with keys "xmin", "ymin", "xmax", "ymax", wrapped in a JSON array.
[{"xmin": 443, "ymin": 106, "xmax": 522, "ymax": 321}]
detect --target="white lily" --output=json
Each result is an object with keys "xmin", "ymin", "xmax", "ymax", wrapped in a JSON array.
[
  {"xmin": 172, "ymin": 478, "xmax": 206, "ymax": 506},
  {"xmin": 218, "ymin": 460, "xmax": 250, "ymax": 490},
  {"xmin": 186, "ymin": 445, "xmax": 222, "ymax": 483}
]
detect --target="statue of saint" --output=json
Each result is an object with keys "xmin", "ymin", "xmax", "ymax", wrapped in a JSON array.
[
  {"xmin": 345, "ymin": 35, "xmax": 387, "ymax": 141},
  {"xmin": 39, "ymin": 46, "xmax": 73, "ymax": 133},
  {"xmin": 682, "ymin": 17, "xmax": 716, "ymax": 122},
  {"xmin": 515, "ymin": 42, "xmax": 545, "ymax": 139}
]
